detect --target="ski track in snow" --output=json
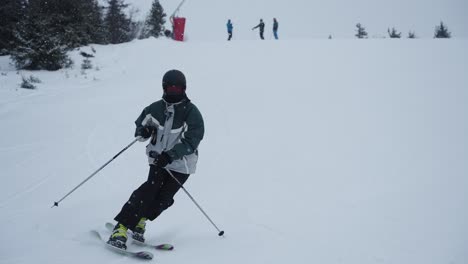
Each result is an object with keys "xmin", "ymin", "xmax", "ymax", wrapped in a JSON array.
[
  {"xmin": 0, "ymin": 140, "xmax": 54, "ymax": 207},
  {"xmin": 0, "ymin": 141, "xmax": 46, "ymax": 152},
  {"xmin": 0, "ymin": 174, "xmax": 51, "ymax": 208},
  {"xmin": 85, "ymin": 122, "xmax": 101, "ymax": 168}
]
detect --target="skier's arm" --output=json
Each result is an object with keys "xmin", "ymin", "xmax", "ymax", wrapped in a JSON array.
[
  {"xmin": 135, "ymin": 108, "xmax": 148, "ymax": 127},
  {"xmin": 166, "ymin": 105, "xmax": 204, "ymax": 161},
  {"xmin": 134, "ymin": 107, "xmax": 159, "ymax": 140}
]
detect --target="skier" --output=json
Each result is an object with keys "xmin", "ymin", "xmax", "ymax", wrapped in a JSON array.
[
  {"xmin": 252, "ymin": 19, "xmax": 265, "ymax": 40},
  {"xmin": 273, "ymin": 18, "xmax": 279, "ymax": 39},
  {"xmin": 107, "ymin": 69, "xmax": 205, "ymax": 250},
  {"xmin": 227, "ymin": 19, "xmax": 233, "ymax": 41}
]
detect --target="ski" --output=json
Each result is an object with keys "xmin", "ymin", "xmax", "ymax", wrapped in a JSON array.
[
  {"xmin": 105, "ymin": 222, "xmax": 174, "ymax": 251},
  {"xmin": 90, "ymin": 230, "xmax": 153, "ymax": 260}
]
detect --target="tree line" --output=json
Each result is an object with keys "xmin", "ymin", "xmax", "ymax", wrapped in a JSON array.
[
  {"xmin": 354, "ymin": 22, "xmax": 452, "ymax": 39},
  {"xmin": 0, "ymin": 0, "xmax": 167, "ymax": 70}
]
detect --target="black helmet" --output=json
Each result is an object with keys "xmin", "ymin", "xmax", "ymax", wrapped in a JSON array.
[{"xmin": 162, "ymin": 69, "xmax": 186, "ymax": 89}]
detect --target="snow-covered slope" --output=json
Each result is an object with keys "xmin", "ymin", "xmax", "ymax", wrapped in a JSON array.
[{"xmin": 1, "ymin": 38, "xmax": 467, "ymax": 264}]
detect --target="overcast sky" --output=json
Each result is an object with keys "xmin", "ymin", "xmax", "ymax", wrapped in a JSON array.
[{"xmin": 129, "ymin": 0, "xmax": 468, "ymax": 40}]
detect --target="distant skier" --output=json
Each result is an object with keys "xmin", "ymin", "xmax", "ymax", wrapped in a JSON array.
[
  {"xmin": 227, "ymin": 19, "xmax": 233, "ymax": 41},
  {"xmin": 273, "ymin": 18, "xmax": 279, "ymax": 40},
  {"xmin": 107, "ymin": 69, "xmax": 205, "ymax": 250},
  {"xmin": 226, "ymin": 19, "xmax": 234, "ymax": 41},
  {"xmin": 252, "ymin": 19, "xmax": 265, "ymax": 40}
]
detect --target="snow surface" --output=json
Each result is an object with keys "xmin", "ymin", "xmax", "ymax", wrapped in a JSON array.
[{"xmin": 1, "ymin": 18, "xmax": 468, "ymax": 264}]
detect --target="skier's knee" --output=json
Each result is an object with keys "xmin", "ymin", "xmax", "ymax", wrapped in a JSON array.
[{"xmin": 147, "ymin": 199, "xmax": 174, "ymax": 220}]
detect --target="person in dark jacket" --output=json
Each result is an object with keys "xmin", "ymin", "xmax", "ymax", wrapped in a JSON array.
[
  {"xmin": 227, "ymin": 19, "xmax": 233, "ymax": 41},
  {"xmin": 252, "ymin": 19, "xmax": 265, "ymax": 40},
  {"xmin": 273, "ymin": 18, "xmax": 279, "ymax": 40},
  {"xmin": 107, "ymin": 69, "xmax": 205, "ymax": 250}
]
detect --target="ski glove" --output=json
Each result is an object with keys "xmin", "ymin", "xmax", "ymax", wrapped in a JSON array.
[
  {"xmin": 149, "ymin": 151, "xmax": 173, "ymax": 169},
  {"xmin": 135, "ymin": 125, "xmax": 156, "ymax": 141}
]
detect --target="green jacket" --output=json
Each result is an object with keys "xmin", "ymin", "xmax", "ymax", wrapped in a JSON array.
[{"xmin": 135, "ymin": 98, "xmax": 204, "ymax": 174}]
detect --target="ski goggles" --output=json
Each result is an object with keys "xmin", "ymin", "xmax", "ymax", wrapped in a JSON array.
[{"xmin": 165, "ymin": 85, "xmax": 185, "ymax": 95}]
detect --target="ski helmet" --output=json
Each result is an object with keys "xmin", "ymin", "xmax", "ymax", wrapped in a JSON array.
[
  {"xmin": 162, "ymin": 69, "xmax": 187, "ymax": 103},
  {"xmin": 162, "ymin": 69, "xmax": 186, "ymax": 89}
]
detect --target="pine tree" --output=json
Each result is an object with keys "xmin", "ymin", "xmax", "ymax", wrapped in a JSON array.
[
  {"xmin": 14, "ymin": 0, "xmax": 88, "ymax": 48},
  {"xmin": 79, "ymin": 0, "xmax": 106, "ymax": 45},
  {"xmin": 387, "ymin": 27, "xmax": 401, "ymax": 38},
  {"xmin": 46, "ymin": 0, "xmax": 107, "ymax": 47},
  {"xmin": 142, "ymin": 0, "xmax": 166, "ymax": 38},
  {"xmin": 36, "ymin": 0, "xmax": 86, "ymax": 48},
  {"xmin": 11, "ymin": 1, "xmax": 69, "ymax": 70},
  {"xmin": 0, "ymin": 0, "xmax": 27, "ymax": 55},
  {"xmin": 408, "ymin": 31, "xmax": 416, "ymax": 39},
  {"xmin": 8, "ymin": 0, "xmax": 106, "ymax": 70},
  {"xmin": 434, "ymin": 21, "xmax": 451, "ymax": 38},
  {"xmin": 104, "ymin": 0, "xmax": 132, "ymax": 44},
  {"xmin": 355, "ymin": 23, "xmax": 368, "ymax": 39}
]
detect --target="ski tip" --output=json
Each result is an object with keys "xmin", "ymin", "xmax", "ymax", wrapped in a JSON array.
[
  {"xmin": 156, "ymin": 244, "xmax": 174, "ymax": 251},
  {"xmin": 90, "ymin": 230, "xmax": 103, "ymax": 240},
  {"xmin": 105, "ymin": 222, "xmax": 115, "ymax": 230},
  {"xmin": 106, "ymin": 243, "xmax": 154, "ymax": 260},
  {"xmin": 136, "ymin": 251, "xmax": 154, "ymax": 260}
]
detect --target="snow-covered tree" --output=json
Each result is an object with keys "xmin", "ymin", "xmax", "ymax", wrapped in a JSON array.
[
  {"xmin": 141, "ymin": 0, "xmax": 166, "ymax": 38},
  {"xmin": 9, "ymin": 0, "xmax": 108, "ymax": 70},
  {"xmin": 0, "ymin": 0, "xmax": 27, "ymax": 55},
  {"xmin": 434, "ymin": 21, "xmax": 451, "ymax": 38},
  {"xmin": 355, "ymin": 23, "xmax": 368, "ymax": 39},
  {"xmin": 11, "ymin": 4, "xmax": 69, "ymax": 70},
  {"xmin": 80, "ymin": 0, "xmax": 106, "ymax": 45},
  {"xmin": 47, "ymin": 0, "xmax": 106, "ymax": 47},
  {"xmin": 104, "ymin": 0, "xmax": 132, "ymax": 44},
  {"xmin": 127, "ymin": 9, "xmax": 145, "ymax": 40}
]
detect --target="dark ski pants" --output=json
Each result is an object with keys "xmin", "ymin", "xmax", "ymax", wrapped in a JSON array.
[
  {"xmin": 114, "ymin": 165, "xmax": 189, "ymax": 230},
  {"xmin": 260, "ymin": 31, "xmax": 264, "ymax": 40},
  {"xmin": 228, "ymin": 32, "xmax": 232, "ymax": 41}
]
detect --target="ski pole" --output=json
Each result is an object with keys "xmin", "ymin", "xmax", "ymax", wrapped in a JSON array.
[
  {"xmin": 52, "ymin": 137, "xmax": 140, "ymax": 208},
  {"xmin": 165, "ymin": 169, "xmax": 225, "ymax": 236}
]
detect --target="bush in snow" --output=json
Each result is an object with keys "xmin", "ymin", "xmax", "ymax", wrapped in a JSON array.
[
  {"xmin": 80, "ymin": 51, "xmax": 94, "ymax": 58},
  {"xmin": 81, "ymin": 58, "xmax": 93, "ymax": 70},
  {"xmin": 20, "ymin": 75, "xmax": 36, "ymax": 89},
  {"xmin": 28, "ymin": 75, "xmax": 41, "ymax": 83},
  {"xmin": 388, "ymin": 27, "xmax": 402, "ymax": 38},
  {"xmin": 80, "ymin": 51, "xmax": 93, "ymax": 70},
  {"xmin": 355, "ymin": 23, "xmax": 368, "ymax": 39},
  {"xmin": 434, "ymin": 22, "xmax": 451, "ymax": 38}
]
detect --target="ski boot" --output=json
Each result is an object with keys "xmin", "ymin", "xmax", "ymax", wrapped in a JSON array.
[
  {"xmin": 132, "ymin": 217, "xmax": 147, "ymax": 243},
  {"xmin": 107, "ymin": 223, "xmax": 128, "ymax": 250}
]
